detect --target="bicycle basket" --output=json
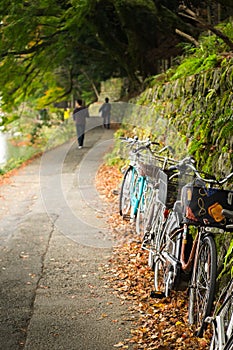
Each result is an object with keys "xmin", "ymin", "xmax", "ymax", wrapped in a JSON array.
[
  {"xmin": 166, "ymin": 170, "xmax": 180, "ymax": 209},
  {"xmin": 128, "ymin": 150, "xmax": 138, "ymax": 164},
  {"xmin": 137, "ymin": 153, "xmax": 164, "ymax": 179},
  {"xmin": 157, "ymin": 169, "xmax": 192, "ymax": 209},
  {"xmin": 157, "ymin": 169, "xmax": 180, "ymax": 209},
  {"xmin": 181, "ymin": 183, "xmax": 233, "ymax": 230}
]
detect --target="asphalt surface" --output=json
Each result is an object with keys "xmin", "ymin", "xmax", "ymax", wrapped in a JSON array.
[{"xmin": 0, "ymin": 119, "xmax": 134, "ymax": 350}]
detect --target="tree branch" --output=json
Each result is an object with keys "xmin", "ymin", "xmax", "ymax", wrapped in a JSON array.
[
  {"xmin": 175, "ymin": 28, "xmax": 199, "ymax": 47},
  {"xmin": 80, "ymin": 69, "xmax": 99, "ymax": 99},
  {"xmin": 179, "ymin": 5, "xmax": 233, "ymax": 50}
]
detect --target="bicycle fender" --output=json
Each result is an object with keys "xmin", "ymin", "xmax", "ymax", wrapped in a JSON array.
[{"xmin": 165, "ymin": 210, "xmax": 181, "ymax": 235}]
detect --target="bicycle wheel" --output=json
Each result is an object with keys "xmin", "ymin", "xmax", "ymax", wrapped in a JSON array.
[
  {"xmin": 188, "ymin": 233, "xmax": 217, "ymax": 337},
  {"xmin": 149, "ymin": 201, "xmax": 164, "ymax": 269},
  {"xmin": 153, "ymin": 254, "xmax": 168, "ymax": 297},
  {"xmin": 210, "ymin": 279, "xmax": 233, "ymax": 350},
  {"xmin": 136, "ymin": 193, "xmax": 145, "ymax": 236},
  {"xmin": 130, "ymin": 174, "xmax": 145, "ymax": 223},
  {"xmin": 225, "ymin": 335, "xmax": 233, "ymax": 350},
  {"xmin": 153, "ymin": 209, "xmax": 183, "ymax": 297},
  {"xmin": 119, "ymin": 166, "xmax": 137, "ymax": 218},
  {"xmin": 136, "ymin": 180, "xmax": 152, "ymax": 237},
  {"xmin": 153, "ymin": 204, "xmax": 171, "ymax": 295}
]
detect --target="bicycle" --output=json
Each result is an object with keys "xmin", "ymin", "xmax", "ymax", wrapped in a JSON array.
[
  {"xmin": 205, "ymin": 209, "xmax": 233, "ymax": 350},
  {"xmin": 135, "ymin": 145, "xmax": 177, "ymax": 237},
  {"xmin": 140, "ymin": 148, "xmax": 178, "ymax": 266},
  {"xmin": 147, "ymin": 156, "xmax": 233, "ymax": 336},
  {"xmin": 119, "ymin": 137, "xmax": 159, "ymax": 231}
]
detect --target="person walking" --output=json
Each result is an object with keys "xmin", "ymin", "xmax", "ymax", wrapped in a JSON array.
[
  {"xmin": 73, "ymin": 99, "xmax": 89, "ymax": 149},
  {"xmin": 99, "ymin": 97, "xmax": 111, "ymax": 129},
  {"xmin": 64, "ymin": 107, "xmax": 70, "ymax": 122}
]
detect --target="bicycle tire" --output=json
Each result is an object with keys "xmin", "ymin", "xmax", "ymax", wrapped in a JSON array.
[
  {"xmin": 136, "ymin": 181, "xmax": 152, "ymax": 237},
  {"xmin": 136, "ymin": 193, "xmax": 145, "ymax": 236},
  {"xmin": 154, "ymin": 254, "xmax": 168, "ymax": 297},
  {"xmin": 188, "ymin": 233, "xmax": 217, "ymax": 337},
  {"xmin": 210, "ymin": 279, "xmax": 233, "ymax": 350},
  {"xmin": 153, "ymin": 208, "xmax": 183, "ymax": 296},
  {"xmin": 130, "ymin": 174, "xmax": 145, "ymax": 222},
  {"xmin": 148, "ymin": 201, "xmax": 164, "ymax": 269},
  {"xmin": 153, "ymin": 203, "xmax": 170, "ymax": 294},
  {"xmin": 119, "ymin": 166, "xmax": 137, "ymax": 218},
  {"xmin": 224, "ymin": 335, "xmax": 233, "ymax": 350}
]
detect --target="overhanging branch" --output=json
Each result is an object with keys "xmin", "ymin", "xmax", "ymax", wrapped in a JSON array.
[
  {"xmin": 179, "ymin": 5, "xmax": 233, "ymax": 50},
  {"xmin": 175, "ymin": 29, "xmax": 199, "ymax": 47}
]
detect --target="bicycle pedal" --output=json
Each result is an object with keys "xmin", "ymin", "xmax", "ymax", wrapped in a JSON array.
[
  {"xmin": 150, "ymin": 290, "xmax": 166, "ymax": 299},
  {"xmin": 112, "ymin": 189, "xmax": 119, "ymax": 195},
  {"xmin": 141, "ymin": 240, "xmax": 150, "ymax": 248},
  {"xmin": 122, "ymin": 214, "xmax": 130, "ymax": 221}
]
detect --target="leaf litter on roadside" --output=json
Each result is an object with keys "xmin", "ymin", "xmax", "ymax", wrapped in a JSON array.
[{"xmin": 95, "ymin": 164, "xmax": 211, "ymax": 350}]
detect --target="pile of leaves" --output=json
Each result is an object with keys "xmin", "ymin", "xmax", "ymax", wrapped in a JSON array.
[{"xmin": 95, "ymin": 164, "xmax": 212, "ymax": 349}]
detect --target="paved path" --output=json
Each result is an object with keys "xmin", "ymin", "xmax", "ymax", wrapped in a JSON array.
[{"xmin": 0, "ymin": 121, "xmax": 134, "ymax": 350}]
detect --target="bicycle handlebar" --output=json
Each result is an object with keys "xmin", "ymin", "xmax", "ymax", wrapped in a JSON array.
[
  {"xmin": 120, "ymin": 139, "xmax": 233, "ymax": 184},
  {"xmin": 222, "ymin": 209, "xmax": 233, "ymax": 219},
  {"xmin": 169, "ymin": 156, "xmax": 233, "ymax": 185},
  {"xmin": 119, "ymin": 136, "xmax": 159, "ymax": 147},
  {"xmin": 119, "ymin": 136, "xmax": 138, "ymax": 143},
  {"xmin": 119, "ymin": 137, "xmax": 177, "ymax": 157},
  {"xmin": 158, "ymin": 145, "xmax": 175, "ymax": 154},
  {"xmin": 120, "ymin": 137, "xmax": 178, "ymax": 169}
]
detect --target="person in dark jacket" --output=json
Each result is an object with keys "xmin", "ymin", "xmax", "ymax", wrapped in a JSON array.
[
  {"xmin": 99, "ymin": 97, "xmax": 111, "ymax": 129},
  {"xmin": 73, "ymin": 99, "xmax": 89, "ymax": 148}
]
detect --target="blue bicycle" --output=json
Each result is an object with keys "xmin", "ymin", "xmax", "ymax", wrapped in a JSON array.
[
  {"xmin": 119, "ymin": 137, "xmax": 148, "ymax": 223},
  {"xmin": 119, "ymin": 137, "xmax": 163, "ymax": 235}
]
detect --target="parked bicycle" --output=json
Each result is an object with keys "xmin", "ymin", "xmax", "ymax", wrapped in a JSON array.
[
  {"xmin": 205, "ymin": 209, "xmax": 233, "ymax": 350},
  {"xmin": 140, "ymin": 147, "xmax": 178, "ymax": 266},
  {"xmin": 119, "ymin": 137, "xmax": 159, "ymax": 231},
  {"xmin": 136, "ymin": 145, "xmax": 177, "ymax": 237},
  {"xmin": 143, "ymin": 156, "xmax": 233, "ymax": 336}
]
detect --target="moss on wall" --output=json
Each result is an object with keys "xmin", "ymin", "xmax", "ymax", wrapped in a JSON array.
[
  {"xmin": 115, "ymin": 24, "xmax": 233, "ymax": 282},
  {"xmin": 133, "ymin": 57, "xmax": 233, "ymax": 177}
]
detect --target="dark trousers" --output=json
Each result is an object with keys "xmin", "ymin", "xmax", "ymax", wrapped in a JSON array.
[
  {"xmin": 103, "ymin": 115, "xmax": 110, "ymax": 129},
  {"xmin": 76, "ymin": 124, "xmax": 85, "ymax": 146}
]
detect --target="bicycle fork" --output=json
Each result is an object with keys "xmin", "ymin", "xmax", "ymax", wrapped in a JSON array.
[
  {"xmin": 162, "ymin": 251, "xmax": 181, "ymax": 295},
  {"xmin": 162, "ymin": 225, "xmax": 199, "ymax": 296},
  {"xmin": 130, "ymin": 176, "xmax": 145, "ymax": 222}
]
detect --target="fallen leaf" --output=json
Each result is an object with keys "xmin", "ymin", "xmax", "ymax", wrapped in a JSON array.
[{"xmin": 96, "ymin": 163, "xmax": 212, "ymax": 350}]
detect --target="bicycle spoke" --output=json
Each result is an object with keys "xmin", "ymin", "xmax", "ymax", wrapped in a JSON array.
[
  {"xmin": 189, "ymin": 234, "xmax": 217, "ymax": 336},
  {"xmin": 195, "ymin": 249, "xmax": 212, "ymax": 318},
  {"xmin": 119, "ymin": 166, "xmax": 138, "ymax": 218}
]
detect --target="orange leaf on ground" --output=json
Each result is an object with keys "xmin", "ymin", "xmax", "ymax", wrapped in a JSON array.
[{"xmin": 96, "ymin": 164, "xmax": 212, "ymax": 350}]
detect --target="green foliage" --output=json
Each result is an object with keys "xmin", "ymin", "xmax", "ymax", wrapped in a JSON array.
[
  {"xmin": 170, "ymin": 21, "xmax": 233, "ymax": 81},
  {"xmin": 113, "ymin": 22, "xmax": 233, "ymax": 281},
  {"xmin": 222, "ymin": 239, "xmax": 233, "ymax": 277},
  {"xmin": 171, "ymin": 57, "xmax": 205, "ymax": 80},
  {"xmin": 171, "ymin": 51, "xmax": 218, "ymax": 81},
  {"xmin": 1, "ymin": 0, "xmax": 232, "ymax": 113},
  {"xmin": 0, "ymin": 115, "xmax": 75, "ymax": 175},
  {"xmin": 140, "ymin": 34, "xmax": 233, "ymax": 176}
]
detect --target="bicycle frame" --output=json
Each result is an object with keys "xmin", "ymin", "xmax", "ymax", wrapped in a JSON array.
[
  {"xmin": 151, "ymin": 158, "xmax": 233, "ymax": 335},
  {"xmin": 208, "ymin": 279, "xmax": 233, "ymax": 350},
  {"xmin": 157, "ymin": 222, "xmax": 205, "ymax": 295},
  {"xmin": 207, "ymin": 209, "xmax": 233, "ymax": 349},
  {"xmin": 130, "ymin": 146, "xmax": 173, "ymax": 223},
  {"xmin": 130, "ymin": 173, "xmax": 147, "ymax": 221},
  {"xmin": 119, "ymin": 137, "xmax": 160, "ymax": 223}
]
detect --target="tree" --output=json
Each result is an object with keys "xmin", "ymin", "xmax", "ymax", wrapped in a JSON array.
[{"xmin": 0, "ymin": 0, "xmax": 232, "ymax": 112}]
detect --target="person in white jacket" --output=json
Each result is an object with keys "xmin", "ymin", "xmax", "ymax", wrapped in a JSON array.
[{"xmin": 99, "ymin": 97, "xmax": 111, "ymax": 129}]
